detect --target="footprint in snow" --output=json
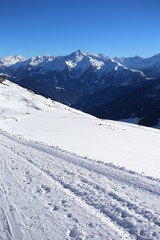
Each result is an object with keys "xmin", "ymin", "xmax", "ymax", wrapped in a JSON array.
[
  {"xmin": 66, "ymin": 213, "xmax": 78, "ymax": 223},
  {"xmin": 53, "ymin": 205, "xmax": 60, "ymax": 211},
  {"xmin": 67, "ymin": 213, "xmax": 72, "ymax": 218},
  {"xmin": 69, "ymin": 227, "xmax": 85, "ymax": 240},
  {"xmin": 34, "ymin": 185, "xmax": 51, "ymax": 195},
  {"xmin": 41, "ymin": 184, "xmax": 51, "ymax": 194}
]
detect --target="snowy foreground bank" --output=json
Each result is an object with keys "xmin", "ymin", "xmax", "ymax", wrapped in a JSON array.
[
  {"xmin": 0, "ymin": 80, "xmax": 160, "ymax": 239},
  {"xmin": 0, "ymin": 130, "xmax": 160, "ymax": 239}
]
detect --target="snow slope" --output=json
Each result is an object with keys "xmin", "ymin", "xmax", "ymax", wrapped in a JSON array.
[
  {"xmin": 0, "ymin": 80, "xmax": 160, "ymax": 239},
  {"xmin": 0, "ymin": 80, "xmax": 160, "ymax": 179},
  {"xmin": 0, "ymin": 130, "xmax": 160, "ymax": 240}
]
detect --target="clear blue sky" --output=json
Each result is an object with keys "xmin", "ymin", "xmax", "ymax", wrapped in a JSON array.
[{"xmin": 1, "ymin": 0, "xmax": 160, "ymax": 58}]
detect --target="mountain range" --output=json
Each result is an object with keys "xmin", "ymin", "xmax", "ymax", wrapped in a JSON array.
[{"xmin": 0, "ymin": 50, "xmax": 160, "ymax": 128}]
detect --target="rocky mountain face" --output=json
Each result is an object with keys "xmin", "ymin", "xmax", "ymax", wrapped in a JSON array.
[{"xmin": 0, "ymin": 51, "xmax": 160, "ymax": 128}]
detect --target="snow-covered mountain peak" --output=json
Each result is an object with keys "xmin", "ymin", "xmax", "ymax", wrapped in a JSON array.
[
  {"xmin": 0, "ymin": 54, "xmax": 26, "ymax": 67},
  {"xmin": 28, "ymin": 55, "xmax": 55, "ymax": 66},
  {"xmin": 114, "ymin": 53, "xmax": 160, "ymax": 77},
  {"xmin": 66, "ymin": 51, "xmax": 120, "ymax": 72},
  {"xmin": 115, "ymin": 53, "xmax": 160, "ymax": 68},
  {"xmin": 0, "ymin": 51, "xmax": 149, "ymax": 79},
  {"xmin": 64, "ymin": 50, "xmax": 109, "ymax": 73},
  {"xmin": 65, "ymin": 50, "xmax": 85, "ymax": 68},
  {"xmin": 73, "ymin": 49, "xmax": 85, "ymax": 57}
]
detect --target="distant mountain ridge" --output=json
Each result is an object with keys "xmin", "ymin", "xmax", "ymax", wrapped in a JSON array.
[
  {"xmin": 1, "ymin": 51, "xmax": 160, "ymax": 76},
  {"xmin": 114, "ymin": 53, "xmax": 160, "ymax": 78},
  {"xmin": 0, "ymin": 50, "xmax": 160, "ymax": 128}
]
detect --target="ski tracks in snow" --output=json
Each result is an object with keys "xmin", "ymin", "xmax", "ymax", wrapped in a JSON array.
[{"xmin": 0, "ymin": 130, "xmax": 160, "ymax": 240}]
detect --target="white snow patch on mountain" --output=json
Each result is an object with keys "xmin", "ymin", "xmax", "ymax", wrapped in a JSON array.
[{"xmin": 0, "ymin": 55, "xmax": 26, "ymax": 67}]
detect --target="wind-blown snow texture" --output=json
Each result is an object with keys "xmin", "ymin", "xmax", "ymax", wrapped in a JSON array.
[{"xmin": 0, "ymin": 81, "xmax": 160, "ymax": 239}]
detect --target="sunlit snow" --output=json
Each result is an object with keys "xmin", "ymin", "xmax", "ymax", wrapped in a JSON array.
[
  {"xmin": 0, "ymin": 80, "xmax": 160, "ymax": 178},
  {"xmin": 0, "ymin": 80, "xmax": 160, "ymax": 240}
]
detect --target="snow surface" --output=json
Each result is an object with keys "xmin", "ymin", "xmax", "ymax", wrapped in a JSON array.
[
  {"xmin": 0, "ymin": 80, "xmax": 160, "ymax": 179},
  {"xmin": 0, "ymin": 129, "xmax": 160, "ymax": 240},
  {"xmin": 0, "ymin": 80, "xmax": 160, "ymax": 239}
]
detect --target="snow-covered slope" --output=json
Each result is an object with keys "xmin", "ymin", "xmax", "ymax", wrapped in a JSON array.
[
  {"xmin": 0, "ymin": 130, "xmax": 160, "ymax": 240},
  {"xmin": 0, "ymin": 80, "xmax": 160, "ymax": 179},
  {"xmin": 0, "ymin": 80, "xmax": 160, "ymax": 239}
]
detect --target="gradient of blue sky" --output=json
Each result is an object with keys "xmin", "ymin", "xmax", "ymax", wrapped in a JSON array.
[{"xmin": 1, "ymin": 0, "xmax": 160, "ymax": 58}]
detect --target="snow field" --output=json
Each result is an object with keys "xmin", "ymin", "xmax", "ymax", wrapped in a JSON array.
[
  {"xmin": 0, "ymin": 80, "xmax": 160, "ymax": 239},
  {"xmin": 0, "ymin": 80, "xmax": 160, "ymax": 178},
  {"xmin": 0, "ymin": 130, "xmax": 160, "ymax": 239}
]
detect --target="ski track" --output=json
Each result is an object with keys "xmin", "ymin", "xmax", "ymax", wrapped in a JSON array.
[{"xmin": 0, "ymin": 130, "xmax": 160, "ymax": 240}]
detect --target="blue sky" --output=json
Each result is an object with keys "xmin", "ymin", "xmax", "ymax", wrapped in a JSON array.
[{"xmin": 1, "ymin": 0, "xmax": 160, "ymax": 58}]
